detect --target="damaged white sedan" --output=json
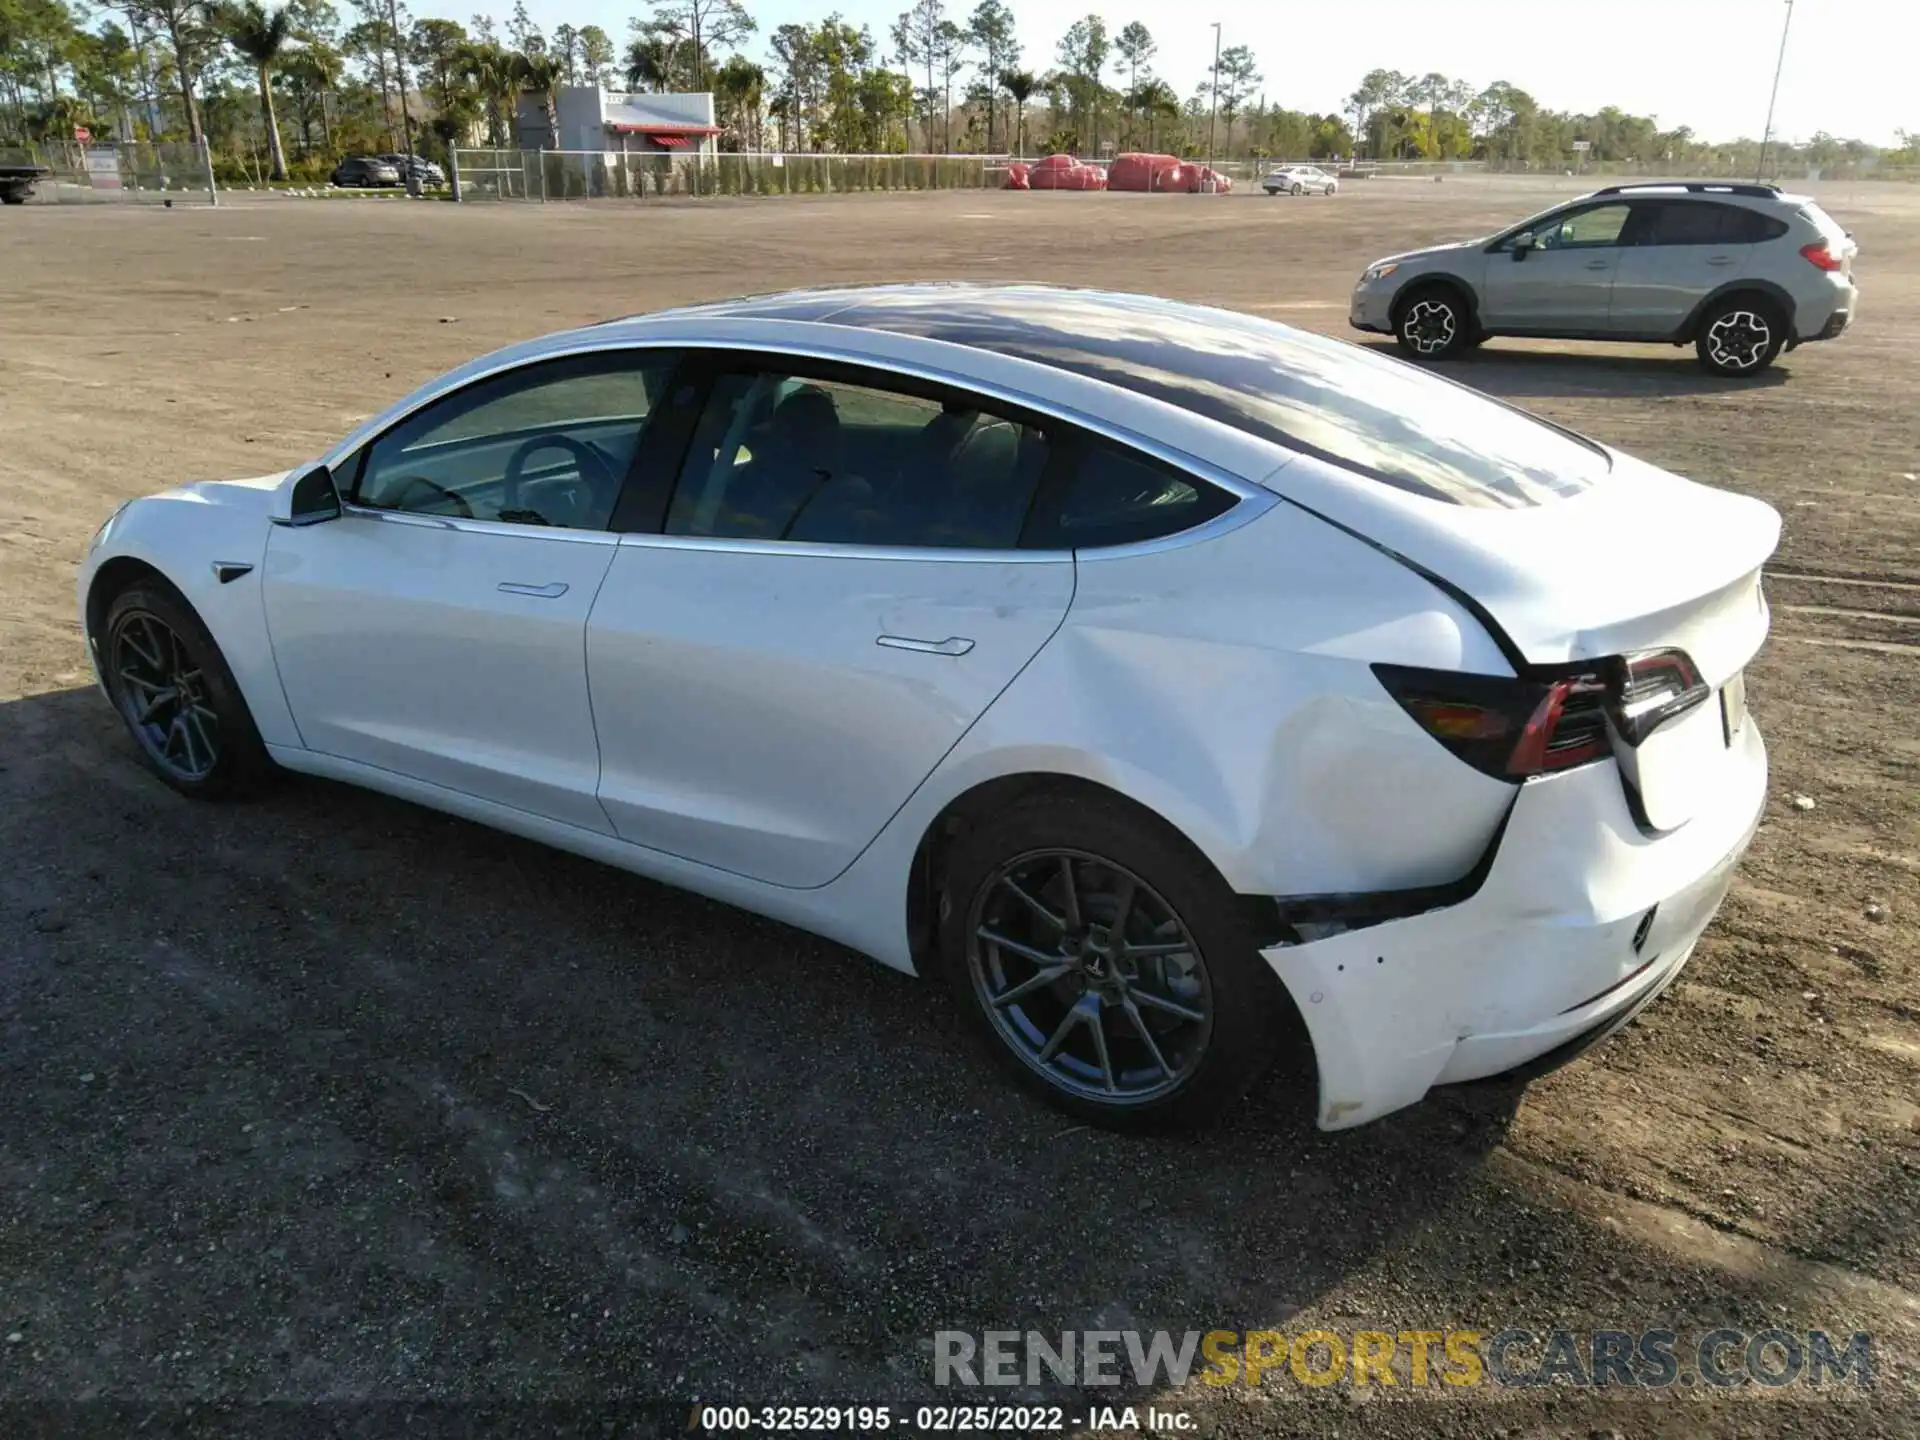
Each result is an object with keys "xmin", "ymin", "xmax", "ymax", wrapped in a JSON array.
[{"xmin": 79, "ymin": 284, "xmax": 1776, "ymax": 1131}]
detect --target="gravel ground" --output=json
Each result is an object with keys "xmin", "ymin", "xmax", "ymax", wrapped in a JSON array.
[{"xmin": 1, "ymin": 180, "xmax": 1916, "ymax": 1436}]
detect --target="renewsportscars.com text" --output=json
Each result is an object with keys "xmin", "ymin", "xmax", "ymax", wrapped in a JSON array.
[{"xmin": 933, "ymin": 1327, "xmax": 1874, "ymax": 1390}]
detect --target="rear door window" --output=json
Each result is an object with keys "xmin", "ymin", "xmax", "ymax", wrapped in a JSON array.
[
  {"xmin": 663, "ymin": 366, "xmax": 1051, "ymax": 549},
  {"xmin": 1627, "ymin": 201, "xmax": 1787, "ymax": 245},
  {"xmin": 1629, "ymin": 201, "xmax": 1732, "ymax": 245}
]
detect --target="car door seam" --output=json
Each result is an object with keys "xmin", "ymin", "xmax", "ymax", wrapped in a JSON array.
[
  {"xmin": 797, "ymin": 553, "xmax": 1082, "ymax": 892},
  {"xmin": 258, "ymin": 524, "xmax": 314, "ymax": 751},
  {"xmin": 580, "ymin": 540, "xmax": 625, "ymax": 836}
]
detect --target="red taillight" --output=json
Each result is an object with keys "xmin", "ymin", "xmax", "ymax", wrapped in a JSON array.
[
  {"xmin": 1800, "ymin": 242, "xmax": 1842, "ymax": 272},
  {"xmin": 1374, "ymin": 666, "xmax": 1609, "ymax": 780},
  {"xmin": 1375, "ymin": 653, "xmax": 1704, "ymax": 781}
]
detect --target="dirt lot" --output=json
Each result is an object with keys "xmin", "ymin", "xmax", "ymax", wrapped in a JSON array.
[{"xmin": 1, "ymin": 182, "xmax": 1916, "ymax": 1435}]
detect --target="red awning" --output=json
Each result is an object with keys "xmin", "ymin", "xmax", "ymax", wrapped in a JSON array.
[
  {"xmin": 606, "ymin": 121, "xmax": 722, "ymax": 137},
  {"xmin": 649, "ymin": 135, "xmax": 690, "ymax": 149}
]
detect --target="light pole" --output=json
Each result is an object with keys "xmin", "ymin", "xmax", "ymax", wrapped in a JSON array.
[
  {"xmin": 1756, "ymin": 0, "xmax": 1795, "ymax": 182},
  {"xmin": 1205, "ymin": 22, "xmax": 1222, "ymax": 178}
]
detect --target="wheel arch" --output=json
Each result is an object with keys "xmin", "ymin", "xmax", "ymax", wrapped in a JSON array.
[
  {"xmin": 80, "ymin": 500, "xmax": 301, "ymax": 749},
  {"xmin": 84, "ymin": 555, "xmax": 176, "ymax": 656},
  {"xmin": 1390, "ymin": 274, "xmax": 1482, "ymax": 331},
  {"xmin": 1675, "ymin": 279, "xmax": 1795, "ymax": 343},
  {"xmin": 904, "ymin": 771, "xmax": 1256, "ymax": 975},
  {"xmin": 907, "ymin": 768, "xmax": 1317, "ymax": 1121}
]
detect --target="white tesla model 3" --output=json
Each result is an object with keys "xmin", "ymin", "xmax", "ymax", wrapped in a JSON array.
[{"xmin": 78, "ymin": 285, "xmax": 1777, "ymax": 1132}]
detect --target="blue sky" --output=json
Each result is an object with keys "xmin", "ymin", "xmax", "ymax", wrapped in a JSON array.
[{"xmin": 510, "ymin": 0, "xmax": 1916, "ymax": 144}]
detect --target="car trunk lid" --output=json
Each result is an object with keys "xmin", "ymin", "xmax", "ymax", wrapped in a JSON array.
[{"xmin": 1267, "ymin": 448, "xmax": 1778, "ymax": 830}]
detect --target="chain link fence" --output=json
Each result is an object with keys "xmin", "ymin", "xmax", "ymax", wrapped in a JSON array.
[
  {"xmin": 452, "ymin": 149, "xmax": 999, "ymax": 201},
  {"xmin": 2, "ymin": 141, "xmax": 217, "ymax": 204}
]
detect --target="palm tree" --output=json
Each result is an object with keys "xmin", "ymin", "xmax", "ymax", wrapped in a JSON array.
[
  {"xmin": 623, "ymin": 34, "xmax": 676, "ymax": 92},
  {"xmin": 712, "ymin": 55, "xmax": 764, "ymax": 151},
  {"xmin": 999, "ymin": 68, "xmax": 1035, "ymax": 157},
  {"xmin": 285, "ymin": 45, "xmax": 342, "ymax": 156},
  {"xmin": 219, "ymin": 1, "xmax": 294, "ymax": 180},
  {"xmin": 459, "ymin": 41, "xmax": 517, "ymax": 147},
  {"xmin": 514, "ymin": 49, "xmax": 562, "ymax": 149},
  {"xmin": 1128, "ymin": 78, "xmax": 1179, "ymax": 152}
]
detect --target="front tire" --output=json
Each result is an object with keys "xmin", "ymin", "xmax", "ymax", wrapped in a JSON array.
[
  {"xmin": 102, "ymin": 584, "xmax": 271, "ymax": 800},
  {"xmin": 937, "ymin": 793, "xmax": 1290, "ymax": 1132},
  {"xmin": 1393, "ymin": 285, "xmax": 1472, "ymax": 361},
  {"xmin": 1695, "ymin": 297, "xmax": 1786, "ymax": 376}
]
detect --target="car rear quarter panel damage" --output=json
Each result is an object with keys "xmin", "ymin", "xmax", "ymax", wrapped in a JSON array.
[{"xmin": 897, "ymin": 499, "xmax": 1520, "ymax": 905}]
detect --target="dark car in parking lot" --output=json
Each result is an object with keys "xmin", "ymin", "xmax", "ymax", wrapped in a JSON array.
[
  {"xmin": 331, "ymin": 155, "xmax": 401, "ymax": 188},
  {"xmin": 2, "ymin": 158, "xmax": 52, "ymax": 205},
  {"xmin": 378, "ymin": 152, "xmax": 446, "ymax": 186}
]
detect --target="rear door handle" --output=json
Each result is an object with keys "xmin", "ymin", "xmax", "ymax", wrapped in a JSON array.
[
  {"xmin": 1584, "ymin": 259, "xmax": 1610, "ymax": 270},
  {"xmin": 498, "ymin": 581, "xmax": 569, "ymax": 598},
  {"xmin": 877, "ymin": 634, "xmax": 974, "ymax": 656},
  {"xmin": 1707, "ymin": 255, "xmax": 1736, "ymax": 266}
]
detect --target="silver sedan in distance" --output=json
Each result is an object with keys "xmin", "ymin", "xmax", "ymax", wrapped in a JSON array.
[{"xmin": 1262, "ymin": 164, "xmax": 1339, "ymax": 196}]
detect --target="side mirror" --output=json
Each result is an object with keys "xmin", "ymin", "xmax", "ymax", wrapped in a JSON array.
[
  {"xmin": 270, "ymin": 462, "xmax": 341, "ymax": 527},
  {"xmin": 1510, "ymin": 234, "xmax": 1536, "ymax": 262}
]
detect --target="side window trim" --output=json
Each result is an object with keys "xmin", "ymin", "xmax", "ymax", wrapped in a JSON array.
[{"xmin": 341, "ymin": 345, "xmax": 685, "ymax": 533}]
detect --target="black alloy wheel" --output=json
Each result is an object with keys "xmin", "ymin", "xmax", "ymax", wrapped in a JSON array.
[
  {"xmin": 938, "ymin": 792, "xmax": 1294, "ymax": 1131},
  {"xmin": 967, "ymin": 848, "xmax": 1213, "ymax": 1106},
  {"xmin": 102, "ymin": 583, "xmax": 270, "ymax": 799}
]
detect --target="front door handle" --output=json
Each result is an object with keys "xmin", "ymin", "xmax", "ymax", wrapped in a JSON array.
[
  {"xmin": 877, "ymin": 634, "xmax": 975, "ymax": 656},
  {"xmin": 1707, "ymin": 255, "xmax": 1736, "ymax": 266},
  {"xmin": 498, "ymin": 581, "xmax": 569, "ymax": 598},
  {"xmin": 1584, "ymin": 259, "xmax": 1610, "ymax": 270}
]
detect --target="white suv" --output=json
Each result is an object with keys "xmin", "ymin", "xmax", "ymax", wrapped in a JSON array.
[{"xmin": 1349, "ymin": 182, "xmax": 1859, "ymax": 376}]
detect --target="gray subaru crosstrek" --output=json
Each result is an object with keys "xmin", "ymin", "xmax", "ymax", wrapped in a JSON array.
[{"xmin": 1349, "ymin": 181, "xmax": 1858, "ymax": 377}]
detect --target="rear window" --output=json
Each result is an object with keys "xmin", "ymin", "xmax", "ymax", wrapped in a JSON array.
[
  {"xmin": 1024, "ymin": 440, "xmax": 1234, "ymax": 549},
  {"xmin": 847, "ymin": 291, "xmax": 1609, "ymax": 509},
  {"xmin": 1724, "ymin": 207, "xmax": 1790, "ymax": 242}
]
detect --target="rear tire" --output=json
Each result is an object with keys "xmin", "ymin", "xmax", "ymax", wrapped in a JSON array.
[
  {"xmin": 937, "ymin": 792, "xmax": 1292, "ymax": 1132},
  {"xmin": 1290, "ymin": 182, "xmax": 1304, "ymax": 196},
  {"xmin": 1695, "ymin": 296, "xmax": 1787, "ymax": 377},
  {"xmin": 1393, "ymin": 284, "xmax": 1472, "ymax": 361},
  {"xmin": 102, "ymin": 584, "xmax": 272, "ymax": 800}
]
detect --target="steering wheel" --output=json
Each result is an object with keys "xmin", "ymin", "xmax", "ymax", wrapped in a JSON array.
[
  {"xmin": 385, "ymin": 474, "xmax": 473, "ymax": 517},
  {"xmin": 501, "ymin": 434, "xmax": 620, "ymax": 520}
]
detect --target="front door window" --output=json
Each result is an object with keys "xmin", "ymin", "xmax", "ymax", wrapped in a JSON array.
[
  {"xmin": 353, "ymin": 352, "xmax": 679, "ymax": 529},
  {"xmin": 1530, "ymin": 203, "xmax": 1632, "ymax": 251}
]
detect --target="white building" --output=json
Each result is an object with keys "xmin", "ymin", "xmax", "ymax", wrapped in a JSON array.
[{"xmin": 515, "ymin": 87, "xmax": 720, "ymax": 156}]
